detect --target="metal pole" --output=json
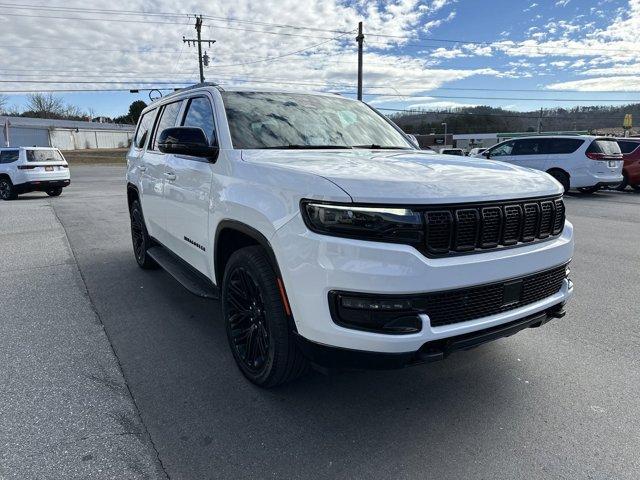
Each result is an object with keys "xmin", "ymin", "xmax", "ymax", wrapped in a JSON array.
[
  {"xmin": 442, "ymin": 122, "xmax": 447, "ymax": 147},
  {"xmin": 356, "ymin": 21, "xmax": 364, "ymax": 101},
  {"xmin": 196, "ymin": 16, "xmax": 204, "ymax": 83},
  {"xmin": 537, "ymin": 107, "xmax": 543, "ymax": 134}
]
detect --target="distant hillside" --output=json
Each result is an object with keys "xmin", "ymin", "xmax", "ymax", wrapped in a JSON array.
[{"xmin": 389, "ymin": 103, "xmax": 640, "ymax": 134}]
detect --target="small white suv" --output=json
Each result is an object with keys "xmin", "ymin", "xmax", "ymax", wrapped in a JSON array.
[
  {"xmin": 482, "ymin": 135, "xmax": 623, "ymax": 193},
  {"xmin": 126, "ymin": 85, "xmax": 574, "ymax": 387},
  {"xmin": 0, "ymin": 147, "xmax": 70, "ymax": 200}
]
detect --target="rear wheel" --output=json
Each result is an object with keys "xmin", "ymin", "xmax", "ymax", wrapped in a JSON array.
[
  {"xmin": 578, "ymin": 186, "xmax": 600, "ymax": 194},
  {"xmin": 611, "ymin": 174, "xmax": 628, "ymax": 191},
  {"xmin": 0, "ymin": 178, "xmax": 16, "ymax": 200},
  {"xmin": 46, "ymin": 187, "xmax": 63, "ymax": 197},
  {"xmin": 222, "ymin": 246, "xmax": 308, "ymax": 387},
  {"xmin": 548, "ymin": 170, "xmax": 570, "ymax": 193},
  {"xmin": 129, "ymin": 199, "xmax": 157, "ymax": 269}
]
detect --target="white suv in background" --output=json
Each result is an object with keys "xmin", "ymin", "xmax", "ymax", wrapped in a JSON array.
[
  {"xmin": 0, "ymin": 147, "xmax": 70, "ymax": 200},
  {"xmin": 483, "ymin": 135, "xmax": 623, "ymax": 193},
  {"xmin": 126, "ymin": 85, "xmax": 574, "ymax": 387}
]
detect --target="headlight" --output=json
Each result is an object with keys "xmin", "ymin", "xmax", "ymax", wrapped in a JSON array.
[{"xmin": 301, "ymin": 201, "xmax": 424, "ymax": 244}]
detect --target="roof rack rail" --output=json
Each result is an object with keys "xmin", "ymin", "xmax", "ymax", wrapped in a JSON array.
[{"xmin": 174, "ymin": 82, "xmax": 224, "ymax": 93}]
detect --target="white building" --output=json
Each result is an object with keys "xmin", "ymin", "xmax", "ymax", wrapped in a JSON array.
[{"xmin": 1, "ymin": 116, "xmax": 134, "ymax": 150}]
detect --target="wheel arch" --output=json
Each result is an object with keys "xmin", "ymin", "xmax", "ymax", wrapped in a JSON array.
[
  {"xmin": 214, "ymin": 220, "xmax": 281, "ymax": 287},
  {"xmin": 546, "ymin": 167, "xmax": 570, "ymax": 179},
  {"xmin": 0, "ymin": 173, "xmax": 12, "ymax": 182},
  {"xmin": 126, "ymin": 183, "xmax": 139, "ymax": 209}
]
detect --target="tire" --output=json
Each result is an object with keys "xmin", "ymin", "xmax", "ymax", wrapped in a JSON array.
[
  {"xmin": 129, "ymin": 199, "xmax": 158, "ymax": 269},
  {"xmin": 222, "ymin": 246, "xmax": 308, "ymax": 387},
  {"xmin": 548, "ymin": 170, "xmax": 570, "ymax": 193},
  {"xmin": 0, "ymin": 178, "xmax": 17, "ymax": 200},
  {"xmin": 632, "ymin": 184, "xmax": 640, "ymax": 192},
  {"xmin": 611, "ymin": 174, "xmax": 628, "ymax": 191},
  {"xmin": 578, "ymin": 186, "xmax": 600, "ymax": 194},
  {"xmin": 46, "ymin": 187, "xmax": 63, "ymax": 197}
]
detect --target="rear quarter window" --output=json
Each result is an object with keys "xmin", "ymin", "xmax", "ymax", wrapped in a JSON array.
[
  {"xmin": 546, "ymin": 138, "xmax": 584, "ymax": 154},
  {"xmin": 0, "ymin": 150, "xmax": 20, "ymax": 164},
  {"xmin": 134, "ymin": 109, "xmax": 156, "ymax": 149}
]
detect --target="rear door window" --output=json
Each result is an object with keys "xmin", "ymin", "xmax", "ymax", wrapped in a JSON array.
[
  {"xmin": 546, "ymin": 138, "xmax": 584, "ymax": 154},
  {"xmin": 512, "ymin": 138, "xmax": 545, "ymax": 155},
  {"xmin": 181, "ymin": 97, "xmax": 216, "ymax": 145},
  {"xmin": 134, "ymin": 109, "xmax": 156, "ymax": 149},
  {"xmin": 0, "ymin": 150, "xmax": 19, "ymax": 164},
  {"xmin": 617, "ymin": 140, "xmax": 640, "ymax": 154},
  {"xmin": 151, "ymin": 101, "xmax": 183, "ymax": 151}
]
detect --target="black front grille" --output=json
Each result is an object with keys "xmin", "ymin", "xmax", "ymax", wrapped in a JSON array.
[
  {"xmin": 420, "ymin": 264, "xmax": 567, "ymax": 327},
  {"xmin": 424, "ymin": 196, "xmax": 564, "ymax": 256}
]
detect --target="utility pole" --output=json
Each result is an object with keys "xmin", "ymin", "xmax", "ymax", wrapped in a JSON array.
[
  {"xmin": 183, "ymin": 15, "xmax": 216, "ymax": 83},
  {"xmin": 356, "ymin": 21, "xmax": 364, "ymax": 101},
  {"xmin": 537, "ymin": 107, "xmax": 543, "ymax": 134}
]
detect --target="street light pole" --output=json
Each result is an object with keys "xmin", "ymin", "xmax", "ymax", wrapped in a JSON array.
[{"xmin": 442, "ymin": 122, "xmax": 448, "ymax": 147}]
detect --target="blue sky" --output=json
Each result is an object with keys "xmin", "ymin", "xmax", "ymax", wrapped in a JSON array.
[{"xmin": 1, "ymin": 0, "xmax": 638, "ymax": 118}]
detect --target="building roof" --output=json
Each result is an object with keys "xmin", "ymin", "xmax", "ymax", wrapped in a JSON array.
[{"xmin": 0, "ymin": 115, "xmax": 134, "ymax": 131}]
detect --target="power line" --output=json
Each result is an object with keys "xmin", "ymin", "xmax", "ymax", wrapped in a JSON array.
[
  {"xmin": 0, "ymin": 3, "xmax": 352, "ymax": 35},
  {"xmin": 2, "ymin": 71, "xmax": 640, "ymax": 95}
]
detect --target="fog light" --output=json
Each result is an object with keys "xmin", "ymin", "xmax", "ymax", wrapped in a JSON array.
[
  {"xmin": 341, "ymin": 297, "xmax": 412, "ymax": 311},
  {"xmin": 330, "ymin": 292, "xmax": 422, "ymax": 335}
]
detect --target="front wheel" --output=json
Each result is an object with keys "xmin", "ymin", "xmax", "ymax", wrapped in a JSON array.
[
  {"xmin": 129, "ymin": 200, "xmax": 157, "ymax": 269},
  {"xmin": 46, "ymin": 187, "xmax": 63, "ymax": 197},
  {"xmin": 578, "ymin": 186, "xmax": 600, "ymax": 194},
  {"xmin": 0, "ymin": 178, "xmax": 16, "ymax": 200},
  {"xmin": 222, "ymin": 246, "xmax": 308, "ymax": 387}
]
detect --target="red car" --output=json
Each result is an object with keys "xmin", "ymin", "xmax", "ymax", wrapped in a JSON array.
[{"xmin": 615, "ymin": 139, "xmax": 640, "ymax": 191}]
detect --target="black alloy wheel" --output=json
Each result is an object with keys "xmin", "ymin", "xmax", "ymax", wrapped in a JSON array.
[
  {"xmin": 46, "ymin": 187, "xmax": 63, "ymax": 197},
  {"xmin": 0, "ymin": 178, "xmax": 16, "ymax": 200},
  {"xmin": 226, "ymin": 265, "xmax": 270, "ymax": 374},
  {"xmin": 129, "ymin": 200, "xmax": 157, "ymax": 269},
  {"xmin": 222, "ymin": 246, "xmax": 308, "ymax": 387}
]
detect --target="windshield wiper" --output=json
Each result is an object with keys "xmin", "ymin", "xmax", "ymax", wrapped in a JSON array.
[
  {"xmin": 263, "ymin": 144, "xmax": 352, "ymax": 149},
  {"xmin": 351, "ymin": 144, "xmax": 412, "ymax": 150}
]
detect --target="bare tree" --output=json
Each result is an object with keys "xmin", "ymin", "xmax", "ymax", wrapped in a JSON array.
[
  {"xmin": 0, "ymin": 94, "xmax": 8, "ymax": 114},
  {"xmin": 25, "ymin": 93, "xmax": 66, "ymax": 118}
]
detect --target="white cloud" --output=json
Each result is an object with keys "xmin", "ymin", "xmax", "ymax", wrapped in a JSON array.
[
  {"xmin": 546, "ymin": 76, "xmax": 640, "ymax": 91},
  {"xmin": 555, "ymin": 0, "xmax": 571, "ymax": 6},
  {"xmin": 0, "ymin": 0, "xmax": 483, "ymax": 115}
]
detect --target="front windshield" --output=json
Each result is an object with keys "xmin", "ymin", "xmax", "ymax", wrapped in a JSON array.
[{"xmin": 221, "ymin": 92, "xmax": 413, "ymax": 150}]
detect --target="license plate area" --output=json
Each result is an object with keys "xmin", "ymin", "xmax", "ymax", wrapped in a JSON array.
[
  {"xmin": 45, "ymin": 166, "xmax": 54, "ymax": 171},
  {"xmin": 502, "ymin": 280, "xmax": 523, "ymax": 307},
  {"xmin": 608, "ymin": 160, "xmax": 617, "ymax": 168}
]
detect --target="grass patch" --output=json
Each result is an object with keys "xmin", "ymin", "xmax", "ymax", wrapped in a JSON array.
[{"xmin": 62, "ymin": 148, "xmax": 127, "ymax": 164}]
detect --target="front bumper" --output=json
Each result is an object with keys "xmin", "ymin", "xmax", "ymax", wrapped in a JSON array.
[
  {"xmin": 273, "ymin": 213, "xmax": 574, "ymax": 354},
  {"xmin": 14, "ymin": 179, "xmax": 71, "ymax": 194},
  {"xmin": 296, "ymin": 302, "xmax": 567, "ymax": 370}
]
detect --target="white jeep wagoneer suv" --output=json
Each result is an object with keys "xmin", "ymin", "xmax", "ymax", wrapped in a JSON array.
[
  {"xmin": 0, "ymin": 147, "xmax": 70, "ymax": 200},
  {"xmin": 126, "ymin": 84, "xmax": 574, "ymax": 387}
]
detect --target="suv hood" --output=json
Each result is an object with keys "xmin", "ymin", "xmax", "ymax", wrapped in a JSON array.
[{"xmin": 241, "ymin": 150, "xmax": 562, "ymax": 204}]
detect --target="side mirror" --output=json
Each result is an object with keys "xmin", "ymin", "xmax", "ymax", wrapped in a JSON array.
[
  {"xmin": 483, "ymin": 151, "xmax": 491, "ymax": 159},
  {"xmin": 157, "ymin": 127, "xmax": 219, "ymax": 161}
]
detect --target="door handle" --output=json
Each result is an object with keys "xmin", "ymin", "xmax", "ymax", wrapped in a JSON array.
[
  {"xmin": 164, "ymin": 172, "xmax": 177, "ymax": 181},
  {"xmin": 138, "ymin": 165, "xmax": 147, "ymax": 172}
]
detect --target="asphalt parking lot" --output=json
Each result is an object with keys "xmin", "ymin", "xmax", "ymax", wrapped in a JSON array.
[{"xmin": 2, "ymin": 164, "xmax": 640, "ymax": 479}]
